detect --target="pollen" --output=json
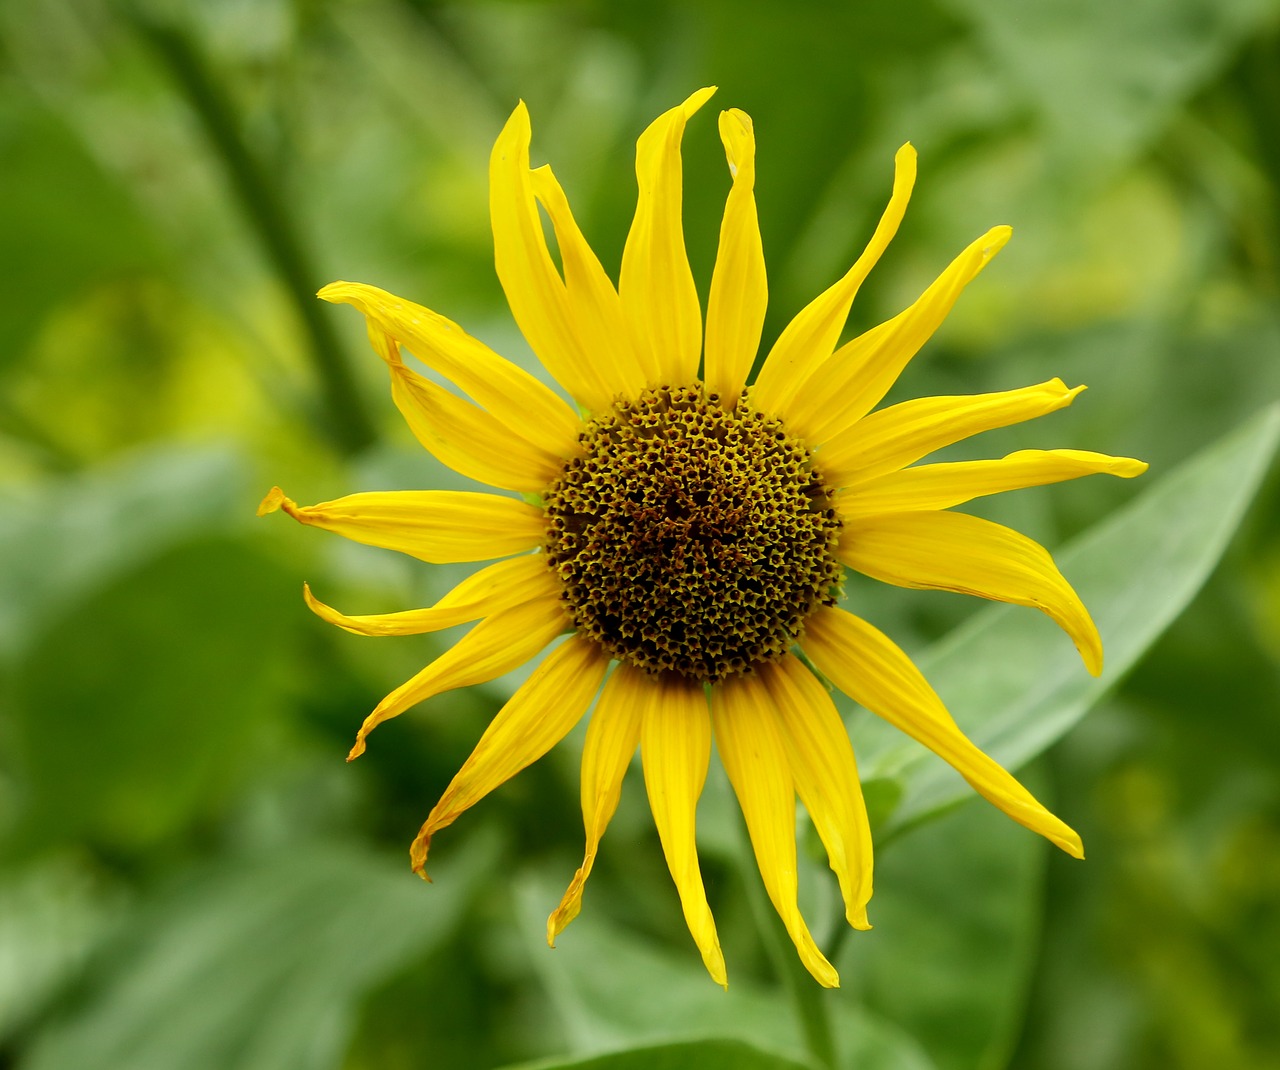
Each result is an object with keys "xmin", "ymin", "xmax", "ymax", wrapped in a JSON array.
[{"xmin": 544, "ymin": 384, "xmax": 843, "ymax": 681}]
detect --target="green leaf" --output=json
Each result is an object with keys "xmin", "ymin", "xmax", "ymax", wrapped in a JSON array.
[
  {"xmin": 26, "ymin": 836, "xmax": 497, "ymax": 1070},
  {"xmin": 0, "ymin": 444, "xmax": 248, "ymax": 663},
  {"xmin": 503, "ymin": 1037, "xmax": 814, "ymax": 1070},
  {"xmin": 840, "ymin": 767, "xmax": 1051, "ymax": 1070},
  {"xmin": 860, "ymin": 403, "xmax": 1280, "ymax": 840},
  {"xmin": 514, "ymin": 875, "xmax": 936, "ymax": 1070}
]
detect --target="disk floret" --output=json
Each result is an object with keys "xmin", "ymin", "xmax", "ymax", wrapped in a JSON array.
[{"xmin": 544, "ymin": 384, "xmax": 843, "ymax": 681}]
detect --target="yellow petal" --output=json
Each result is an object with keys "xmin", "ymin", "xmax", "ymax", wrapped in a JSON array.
[
  {"xmin": 817, "ymin": 378, "xmax": 1086, "ymax": 489},
  {"xmin": 258, "ymin": 487, "xmax": 545, "ymax": 565},
  {"xmin": 548, "ymin": 662, "xmax": 647, "ymax": 945},
  {"xmin": 704, "ymin": 108, "xmax": 766, "ymax": 406},
  {"xmin": 529, "ymin": 164, "xmax": 647, "ymax": 402},
  {"xmin": 318, "ymin": 281, "xmax": 581, "ymax": 458},
  {"xmin": 838, "ymin": 448, "xmax": 1149, "ymax": 519},
  {"xmin": 790, "ymin": 226, "xmax": 1012, "ymax": 444},
  {"xmin": 757, "ymin": 656, "xmax": 873, "ymax": 931},
  {"xmin": 347, "ymin": 596, "xmax": 568, "ymax": 759},
  {"xmin": 640, "ymin": 672, "xmax": 727, "ymax": 987},
  {"xmin": 491, "ymin": 105, "xmax": 629, "ymax": 412},
  {"xmin": 712, "ymin": 673, "xmax": 839, "ymax": 987},
  {"xmin": 367, "ymin": 325, "xmax": 563, "ymax": 493},
  {"xmin": 752, "ymin": 144, "xmax": 917, "ymax": 416},
  {"xmin": 803, "ymin": 607, "xmax": 1084, "ymax": 857},
  {"xmin": 620, "ymin": 87, "xmax": 717, "ymax": 387},
  {"xmin": 411, "ymin": 635, "xmax": 608, "ymax": 878},
  {"xmin": 303, "ymin": 554, "xmax": 558, "ymax": 638},
  {"xmin": 839, "ymin": 510, "xmax": 1103, "ymax": 675}
]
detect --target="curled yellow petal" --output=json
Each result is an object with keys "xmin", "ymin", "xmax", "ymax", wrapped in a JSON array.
[
  {"xmin": 318, "ymin": 281, "xmax": 581, "ymax": 458},
  {"xmin": 803, "ymin": 606, "xmax": 1084, "ymax": 857},
  {"xmin": 620, "ymin": 86, "xmax": 717, "ymax": 388},
  {"xmin": 838, "ymin": 448, "xmax": 1149, "ymax": 519},
  {"xmin": 491, "ymin": 105, "xmax": 629, "ymax": 412},
  {"xmin": 758, "ymin": 656, "xmax": 873, "ymax": 931},
  {"xmin": 752, "ymin": 143, "xmax": 917, "ymax": 417},
  {"xmin": 348, "ymin": 596, "xmax": 568, "ymax": 759},
  {"xmin": 367, "ymin": 325, "xmax": 563, "ymax": 493},
  {"xmin": 410, "ymin": 635, "xmax": 608, "ymax": 878},
  {"xmin": 791, "ymin": 225, "xmax": 1013, "ymax": 444},
  {"xmin": 260, "ymin": 487, "xmax": 546, "ymax": 565},
  {"xmin": 548, "ymin": 662, "xmax": 647, "ymax": 945},
  {"xmin": 817, "ymin": 378, "xmax": 1086, "ymax": 489},
  {"xmin": 704, "ymin": 108, "xmax": 766, "ymax": 407},
  {"xmin": 640, "ymin": 671, "xmax": 727, "ymax": 988},
  {"xmin": 712, "ymin": 673, "xmax": 839, "ymax": 987},
  {"xmin": 839, "ymin": 510, "xmax": 1103, "ymax": 675},
  {"xmin": 303, "ymin": 554, "xmax": 557, "ymax": 638}
]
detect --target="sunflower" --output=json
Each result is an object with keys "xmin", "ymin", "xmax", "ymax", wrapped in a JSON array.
[{"xmin": 259, "ymin": 87, "xmax": 1145, "ymax": 988}]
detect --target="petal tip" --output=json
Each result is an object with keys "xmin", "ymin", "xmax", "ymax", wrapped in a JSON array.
[{"xmin": 256, "ymin": 486, "xmax": 291, "ymax": 517}]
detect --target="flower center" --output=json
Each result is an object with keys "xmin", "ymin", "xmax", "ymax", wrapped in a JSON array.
[{"xmin": 543, "ymin": 384, "xmax": 843, "ymax": 682}]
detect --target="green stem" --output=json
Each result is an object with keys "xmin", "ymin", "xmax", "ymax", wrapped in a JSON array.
[
  {"xmin": 128, "ymin": 9, "xmax": 376, "ymax": 455},
  {"xmin": 735, "ymin": 818, "xmax": 838, "ymax": 1070}
]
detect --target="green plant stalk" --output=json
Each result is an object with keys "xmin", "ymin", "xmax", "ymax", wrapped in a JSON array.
[
  {"xmin": 130, "ymin": 11, "xmax": 376, "ymax": 455},
  {"xmin": 735, "ymin": 817, "xmax": 838, "ymax": 1070}
]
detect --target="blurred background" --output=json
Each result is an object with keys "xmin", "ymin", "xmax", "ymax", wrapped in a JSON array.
[{"xmin": 2, "ymin": 1, "xmax": 1279, "ymax": 1068}]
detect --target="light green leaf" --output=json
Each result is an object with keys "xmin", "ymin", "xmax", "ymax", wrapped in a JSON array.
[
  {"xmin": 514, "ymin": 874, "xmax": 936, "ymax": 1070},
  {"xmin": 859, "ymin": 403, "xmax": 1280, "ymax": 840},
  {"xmin": 503, "ymin": 1038, "xmax": 813, "ymax": 1070},
  {"xmin": 26, "ymin": 836, "xmax": 497, "ymax": 1070}
]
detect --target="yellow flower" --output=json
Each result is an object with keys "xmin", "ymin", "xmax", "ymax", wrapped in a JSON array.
[{"xmin": 260, "ymin": 87, "xmax": 1146, "ymax": 989}]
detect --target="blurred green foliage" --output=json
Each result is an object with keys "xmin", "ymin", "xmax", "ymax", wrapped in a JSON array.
[{"xmin": 2, "ymin": 1, "xmax": 1279, "ymax": 1068}]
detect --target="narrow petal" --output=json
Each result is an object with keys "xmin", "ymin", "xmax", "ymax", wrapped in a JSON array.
[
  {"xmin": 348, "ymin": 596, "xmax": 568, "ymax": 759},
  {"xmin": 712, "ymin": 674, "xmax": 839, "ymax": 987},
  {"xmin": 752, "ymin": 144, "xmax": 917, "ymax": 416},
  {"xmin": 803, "ymin": 608, "xmax": 1083, "ymax": 856},
  {"xmin": 303, "ymin": 554, "xmax": 558, "ymax": 638},
  {"xmin": 789, "ymin": 226, "xmax": 1013, "ymax": 444},
  {"xmin": 817, "ymin": 378, "xmax": 1086, "ymax": 489},
  {"xmin": 758, "ymin": 656, "xmax": 873, "ymax": 931},
  {"xmin": 491, "ymin": 105, "xmax": 630, "ymax": 411},
  {"xmin": 367, "ymin": 325, "xmax": 564, "ymax": 493},
  {"xmin": 529, "ymin": 165, "xmax": 647, "ymax": 401},
  {"xmin": 318, "ymin": 281, "xmax": 581, "ymax": 458},
  {"xmin": 641, "ymin": 672, "xmax": 727, "ymax": 987},
  {"xmin": 704, "ymin": 108, "xmax": 766, "ymax": 406},
  {"xmin": 548, "ymin": 662, "xmax": 647, "ymax": 945},
  {"xmin": 620, "ymin": 87, "xmax": 717, "ymax": 387},
  {"xmin": 839, "ymin": 510, "xmax": 1103, "ymax": 675},
  {"xmin": 838, "ymin": 449, "xmax": 1150, "ymax": 519},
  {"xmin": 258, "ymin": 487, "xmax": 545, "ymax": 564},
  {"xmin": 411, "ymin": 635, "xmax": 609, "ymax": 877}
]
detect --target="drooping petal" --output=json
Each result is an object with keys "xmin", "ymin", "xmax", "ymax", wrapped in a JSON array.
[
  {"xmin": 803, "ymin": 607, "xmax": 1084, "ymax": 857},
  {"xmin": 788, "ymin": 226, "xmax": 1013, "ymax": 444},
  {"xmin": 758, "ymin": 656, "xmax": 873, "ymax": 931},
  {"xmin": 529, "ymin": 165, "xmax": 647, "ymax": 401},
  {"xmin": 839, "ymin": 510, "xmax": 1103, "ymax": 675},
  {"xmin": 620, "ymin": 87, "xmax": 717, "ymax": 388},
  {"xmin": 318, "ymin": 281, "xmax": 581, "ymax": 458},
  {"xmin": 367, "ymin": 325, "xmax": 564, "ymax": 493},
  {"xmin": 411, "ymin": 635, "xmax": 609, "ymax": 877},
  {"xmin": 752, "ymin": 144, "xmax": 917, "ymax": 416},
  {"xmin": 548, "ymin": 662, "xmax": 647, "ymax": 945},
  {"xmin": 704, "ymin": 108, "xmax": 766, "ymax": 406},
  {"xmin": 817, "ymin": 378, "xmax": 1086, "ymax": 489},
  {"xmin": 257, "ymin": 486, "xmax": 545, "ymax": 564},
  {"xmin": 838, "ymin": 448, "xmax": 1150, "ymax": 519},
  {"xmin": 347, "ymin": 597, "xmax": 569, "ymax": 759},
  {"xmin": 712, "ymin": 673, "xmax": 839, "ymax": 987},
  {"xmin": 303, "ymin": 554, "xmax": 558, "ymax": 638},
  {"xmin": 491, "ymin": 105, "xmax": 631, "ymax": 412},
  {"xmin": 641, "ymin": 672, "xmax": 727, "ymax": 988}
]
